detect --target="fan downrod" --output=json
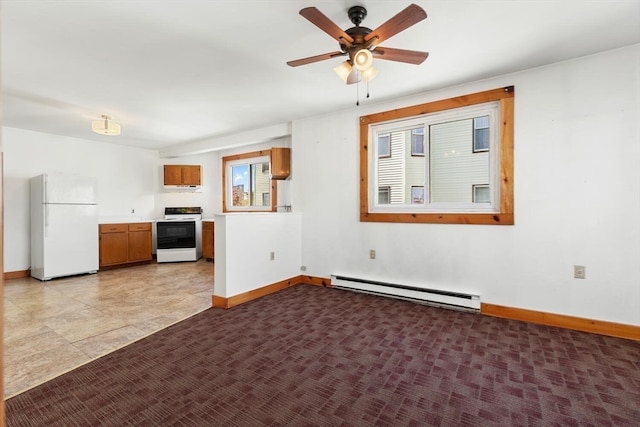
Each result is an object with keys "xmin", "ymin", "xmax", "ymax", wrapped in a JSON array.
[{"xmin": 348, "ymin": 6, "xmax": 367, "ymax": 26}]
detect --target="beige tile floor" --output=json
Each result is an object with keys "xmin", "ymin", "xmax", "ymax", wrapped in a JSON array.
[{"xmin": 3, "ymin": 259, "xmax": 214, "ymax": 398}]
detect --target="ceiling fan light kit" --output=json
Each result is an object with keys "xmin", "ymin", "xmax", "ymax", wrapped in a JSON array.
[
  {"xmin": 333, "ymin": 61, "xmax": 354, "ymax": 83},
  {"xmin": 91, "ymin": 114, "xmax": 121, "ymax": 136},
  {"xmin": 353, "ymin": 48, "xmax": 373, "ymax": 71},
  {"xmin": 287, "ymin": 3, "xmax": 428, "ymax": 104},
  {"xmin": 361, "ymin": 66, "xmax": 378, "ymax": 82}
]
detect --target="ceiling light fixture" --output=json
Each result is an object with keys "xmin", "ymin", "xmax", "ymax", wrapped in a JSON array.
[
  {"xmin": 333, "ymin": 60, "xmax": 361, "ymax": 85},
  {"xmin": 361, "ymin": 65, "xmax": 378, "ymax": 83},
  {"xmin": 348, "ymin": 51, "xmax": 378, "ymax": 106},
  {"xmin": 91, "ymin": 114, "xmax": 121, "ymax": 136},
  {"xmin": 353, "ymin": 48, "xmax": 373, "ymax": 71},
  {"xmin": 333, "ymin": 61, "xmax": 353, "ymax": 82}
]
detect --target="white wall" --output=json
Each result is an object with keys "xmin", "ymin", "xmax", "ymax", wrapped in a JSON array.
[
  {"xmin": 2, "ymin": 127, "xmax": 288, "ymax": 273},
  {"xmin": 157, "ymin": 154, "xmax": 218, "ymax": 219},
  {"xmin": 2, "ymin": 127, "xmax": 159, "ymax": 271},
  {"xmin": 213, "ymin": 213, "xmax": 302, "ymax": 297},
  {"xmin": 3, "ymin": 128, "xmax": 221, "ymax": 271},
  {"xmin": 292, "ymin": 45, "xmax": 640, "ymax": 326}
]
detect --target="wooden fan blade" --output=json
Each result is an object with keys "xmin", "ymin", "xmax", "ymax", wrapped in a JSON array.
[
  {"xmin": 364, "ymin": 4, "xmax": 427, "ymax": 46},
  {"xmin": 299, "ymin": 7, "xmax": 354, "ymax": 43},
  {"xmin": 287, "ymin": 51, "xmax": 346, "ymax": 67},
  {"xmin": 372, "ymin": 47, "xmax": 429, "ymax": 65}
]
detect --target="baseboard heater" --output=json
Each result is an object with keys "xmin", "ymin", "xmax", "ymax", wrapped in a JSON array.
[{"xmin": 331, "ymin": 275, "xmax": 480, "ymax": 313}]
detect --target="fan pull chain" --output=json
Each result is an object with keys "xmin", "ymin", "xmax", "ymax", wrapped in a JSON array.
[{"xmin": 354, "ymin": 75, "xmax": 371, "ymax": 106}]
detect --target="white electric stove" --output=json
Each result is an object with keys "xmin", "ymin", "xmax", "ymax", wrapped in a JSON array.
[{"xmin": 156, "ymin": 207, "xmax": 203, "ymax": 263}]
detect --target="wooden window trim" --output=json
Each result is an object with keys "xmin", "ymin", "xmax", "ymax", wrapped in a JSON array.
[
  {"xmin": 222, "ymin": 149, "xmax": 277, "ymax": 213},
  {"xmin": 359, "ymin": 86, "xmax": 514, "ymax": 225}
]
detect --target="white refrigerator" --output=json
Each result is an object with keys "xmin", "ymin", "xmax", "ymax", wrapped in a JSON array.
[{"xmin": 30, "ymin": 173, "xmax": 99, "ymax": 280}]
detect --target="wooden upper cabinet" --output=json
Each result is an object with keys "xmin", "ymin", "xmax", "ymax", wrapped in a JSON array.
[
  {"xmin": 164, "ymin": 165, "xmax": 202, "ymax": 186},
  {"xmin": 271, "ymin": 147, "xmax": 290, "ymax": 180},
  {"xmin": 181, "ymin": 165, "xmax": 201, "ymax": 185}
]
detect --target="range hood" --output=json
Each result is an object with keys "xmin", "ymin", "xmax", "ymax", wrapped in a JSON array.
[{"xmin": 164, "ymin": 184, "xmax": 202, "ymax": 193}]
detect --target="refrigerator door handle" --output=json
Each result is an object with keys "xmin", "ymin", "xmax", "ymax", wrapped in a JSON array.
[{"xmin": 44, "ymin": 203, "xmax": 49, "ymax": 237}]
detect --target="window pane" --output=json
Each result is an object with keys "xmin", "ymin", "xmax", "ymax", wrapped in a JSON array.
[
  {"xmin": 250, "ymin": 162, "xmax": 271, "ymax": 206},
  {"xmin": 430, "ymin": 118, "xmax": 489, "ymax": 203},
  {"xmin": 377, "ymin": 129, "xmax": 425, "ymax": 205},
  {"xmin": 231, "ymin": 164, "xmax": 249, "ymax": 206}
]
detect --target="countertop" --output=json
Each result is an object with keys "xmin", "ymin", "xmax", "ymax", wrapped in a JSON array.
[
  {"xmin": 99, "ymin": 218, "xmax": 215, "ymax": 224},
  {"xmin": 98, "ymin": 218, "xmax": 156, "ymax": 224}
]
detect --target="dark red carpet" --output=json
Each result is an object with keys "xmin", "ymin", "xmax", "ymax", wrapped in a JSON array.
[{"xmin": 6, "ymin": 284, "xmax": 640, "ymax": 426}]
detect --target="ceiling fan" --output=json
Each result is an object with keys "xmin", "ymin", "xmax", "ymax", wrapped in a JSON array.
[{"xmin": 287, "ymin": 3, "xmax": 428, "ymax": 85}]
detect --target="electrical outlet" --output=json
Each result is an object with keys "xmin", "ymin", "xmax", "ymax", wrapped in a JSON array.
[
  {"xmin": 574, "ymin": 265, "xmax": 586, "ymax": 279},
  {"xmin": 370, "ymin": 250, "xmax": 376, "ymax": 259},
  {"xmin": 270, "ymin": 251, "xmax": 275, "ymax": 261}
]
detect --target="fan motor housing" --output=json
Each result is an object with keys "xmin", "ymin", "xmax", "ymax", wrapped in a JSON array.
[
  {"xmin": 342, "ymin": 6, "xmax": 372, "ymax": 52},
  {"xmin": 348, "ymin": 6, "xmax": 367, "ymax": 26}
]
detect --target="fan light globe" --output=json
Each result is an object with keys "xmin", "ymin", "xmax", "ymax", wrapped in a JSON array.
[
  {"xmin": 362, "ymin": 66, "xmax": 379, "ymax": 82},
  {"xmin": 353, "ymin": 49, "xmax": 373, "ymax": 71},
  {"xmin": 334, "ymin": 61, "xmax": 362, "ymax": 85},
  {"xmin": 333, "ymin": 61, "xmax": 353, "ymax": 83}
]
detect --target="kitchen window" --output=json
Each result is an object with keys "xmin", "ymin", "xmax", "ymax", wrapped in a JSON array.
[
  {"xmin": 360, "ymin": 86, "xmax": 514, "ymax": 225},
  {"xmin": 223, "ymin": 150, "xmax": 276, "ymax": 212}
]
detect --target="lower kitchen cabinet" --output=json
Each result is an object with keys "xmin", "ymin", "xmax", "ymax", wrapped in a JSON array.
[
  {"xmin": 202, "ymin": 221, "xmax": 214, "ymax": 260},
  {"xmin": 99, "ymin": 222, "xmax": 153, "ymax": 268}
]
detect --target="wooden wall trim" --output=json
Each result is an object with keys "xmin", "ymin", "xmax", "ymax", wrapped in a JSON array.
[
  {"xmin": 211, "ymin": 275, "xmax": 332, "ymax": 309},
  {"xmin": 212, "ymin": 276, "xmax": 302, "ymax": 309},
  {"xmin": 297, "ymin": 275, "xmax": 332, "ymax": 287},
  {"xmin": 211, "ymin": 276, "xmax": 639, "ymax": 341},
  {"xmin": 4, "ymin": 270, "xmax": 30, "ymax": 280},
  {"xmin": 482, "ymin": 303, "xmax": 640, "ymax": 341}
]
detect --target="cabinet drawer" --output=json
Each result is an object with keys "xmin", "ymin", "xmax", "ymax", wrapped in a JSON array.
[
  {"xmin": 129, "ymin": 223, "xmax": 151, "ymax": 232},
  {"xmin": 100, "ymin": 224, "xmax": 128, "ymax": 233},
  {"xmin": 203, "ymin": 221, "xmax": 214, "ymax": 231}
]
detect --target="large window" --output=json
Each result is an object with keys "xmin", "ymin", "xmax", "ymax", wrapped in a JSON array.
[
  {"xmin": 222, "ymin": 150, "xmax": 276, "ymax": 212},
  {"xmin": 360, "ymin": 87, "xmax": 514, "ymax": 225}
]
